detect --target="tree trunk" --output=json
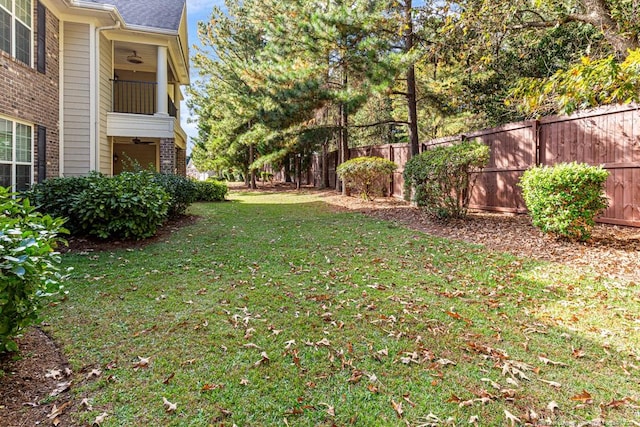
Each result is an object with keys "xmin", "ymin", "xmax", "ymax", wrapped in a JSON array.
[
  {"xmin": 283, "ymin": 154, "xmax": 292, "ymax": 183},
  {"xmin": 295, "ymin": 154, "xmax": 302, "ymax": 190},
  {"xmin": 404, "ymin": 0, "xmax": 419, "ymax": 157},
  {"xmin": 249, "ymin": 143, "xmax": 257, "ymax": 189},
  {"xmin": 321, "ymin": 139, "xmax": 329, "ymax": 189},
  {"xmin": 570, "ymin": 0, "xmax": 640, "ymax": 58},
  {"xmin": 339, "ymin": 70, "xmax": 349, "ymax": 195}
]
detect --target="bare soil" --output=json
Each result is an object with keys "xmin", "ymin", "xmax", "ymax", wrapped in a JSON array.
[{"xmin": 2, "ymin": 186, "xmax": 637, "ymax": 426}]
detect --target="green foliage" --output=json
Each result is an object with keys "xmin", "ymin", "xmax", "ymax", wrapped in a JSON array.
[
  {"xmin": 510, "ymin": 49, "xmax": 640, "ymax": 116},
  {"xmin": 404, "ymin": 141, "xmax": 489, "ymax": 219},
  {"xmin": 519, "ymin": 162, "xmax": 609, "ymax": 241},
  {"xmin": 193, "ymin": 179, "xmax": 228, "ymax": 202},
  {"xmin": 0, "ymin": 187, "xmax": 67, "ymax": 352},
  {"xmin": 336, "ymin": 156, "xmax": 397, "ymax": 200},
  {"xmin": 152, "ymin": 173, "xmax": 199, "ymax": 218},
  {"xmin": 24, "ymin": 173, "xmax": 100, "ymax": 235},
  {"xmin": 71, "ymin": 172, "xmax": 170, "ymax": 240}
]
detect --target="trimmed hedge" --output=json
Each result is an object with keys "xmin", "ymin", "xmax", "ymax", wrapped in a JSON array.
[
  {"xmin": 72, "ymin": 171, "xmax": 170, "ymax": 239},
  {"xmin": 194, "ymin": 179, "xmax": 228, "ymax": 202},
  {"xmin": 152, "ymin": 173, "xmax": 198, "ymax": 218},
  {"xmin": 336, "ymin": 156, "xmax": 397, "ymax": 200},
  {"xmin": 403, "ymin": 141, "xmax": 489, "ymax": 219},
  {"xmin": 519, "ymin": 162, "xmax": 609, "ymax": 241},
  {"xmin": 0, "ymin": 187, "xmax": 67, "ymax": 352}
]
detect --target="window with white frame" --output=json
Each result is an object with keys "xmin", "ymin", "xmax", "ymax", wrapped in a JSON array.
[
  {"xmin": 0, "ymin": 117, "xmax": 33, "ymax": 191},
  {"xmin": 0, "ymin": 0, "xmax": 32, "ymax": 65}
]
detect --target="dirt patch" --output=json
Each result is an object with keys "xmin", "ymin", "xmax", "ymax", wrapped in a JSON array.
[
  {"xmin": 0, "ymin": 328, "xmax": 73, "ymax": 427},
  {"xmin": 62, "ymin": 214, "xmax": 200, "ymax": 253},
  {"xmin": 317, "ymin": 190, "xmax": 640, "ymax": 284}
]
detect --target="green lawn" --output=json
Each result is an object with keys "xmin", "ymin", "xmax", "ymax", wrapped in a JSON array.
[{"xmin": 44, "ymin": 191, "xmax": 640, "ymax": 426}]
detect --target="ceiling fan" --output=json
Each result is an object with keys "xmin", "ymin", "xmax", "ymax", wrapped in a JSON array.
[{"xmin": 132, "ymin": 138, "xmax": 154, "ymax": 144}]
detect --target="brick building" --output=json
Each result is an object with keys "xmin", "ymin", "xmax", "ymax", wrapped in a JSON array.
[{"xmin": 0, "ymin": 0, "xmax": 189, "ymax": 191}]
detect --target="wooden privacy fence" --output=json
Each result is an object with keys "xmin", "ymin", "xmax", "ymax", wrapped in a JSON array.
[{"xmin": 311, "ymin": 104, "xmax": 640, "ymax": 227}]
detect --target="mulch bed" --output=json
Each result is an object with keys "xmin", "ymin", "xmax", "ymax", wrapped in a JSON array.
[{"xmin": 1, "ymin": 186, "xmax": 637, "ymax": 426}]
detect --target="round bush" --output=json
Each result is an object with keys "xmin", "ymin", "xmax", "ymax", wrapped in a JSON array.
[
  {"xmin": 519, "ymin": 162, "xmax": 609, "ymax": 241},
  {"xmin": 403, "ymin": 141, "xmax": 489, "ymax": 219},
  {"xmin": 336, "ymin": 156, "xmax": 397, "ymax": 200},
  {"xmin": 194, "ymin": 179, "xmax": 228, "ymax": 202},
  {"xmin": 152, "ymin": 173, "xmax": 199, "ymax": 218},
  {"xmin": 71, "ymin": 172, "xmax": 170, "ymax": 240}
]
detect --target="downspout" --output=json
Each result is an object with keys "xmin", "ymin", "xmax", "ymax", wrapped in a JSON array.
[{"xmin": 94, "ymin": 21, "xmax": 120, "ymax": 174}]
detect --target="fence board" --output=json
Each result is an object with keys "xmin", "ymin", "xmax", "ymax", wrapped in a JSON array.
[{"xmin": 310, "ymin": 104, "xmax": 640, "ymax": 227}]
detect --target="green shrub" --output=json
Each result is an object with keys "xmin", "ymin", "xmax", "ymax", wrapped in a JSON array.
[
  {"xmin": 403, "ymin": 141, "xmax": 489, "ymax": 219},
  {"xmin": 71, "ymin": 172, "xmax": 170, "ymax": 239},
  {"xmin": 24, "ymin": 173, "xmax": 100, "ymax": 234},
  {"xmin": 194, "ymin": 179, "xmax": 228, "ymax": 202},
  {"xmin": 152, "ymin": 173, "xmax": 198, "ymax": 218},
  {"xmin": 336, "ymin": 156, "xmax": 397, "ymax": 200},
  {"xmin": 0, "ymin": 187, "xmax": 68, "ymax": 352},
  {"xmin": 519, "ymin": 162, "xmax": 609, "ymax": 241}
]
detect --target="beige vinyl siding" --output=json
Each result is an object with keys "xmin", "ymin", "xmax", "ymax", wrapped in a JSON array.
[
  {"xmin": 62, "ymin": 22, "xmax": 91, "ymax": 176},
  {"xmin": 98, "ymin": 33, "xmax": 112, "ymax": 174}
]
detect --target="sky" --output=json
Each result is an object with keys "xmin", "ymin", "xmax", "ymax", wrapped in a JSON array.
[
  {"xmin": 180, "ymin": 0, "xmax": 226, "ymax": 152},
  {"xmin": 180, "ymin": 0, "xmax": 427, "ymax": 153}
]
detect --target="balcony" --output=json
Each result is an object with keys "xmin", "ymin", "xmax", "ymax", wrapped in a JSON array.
[{"xmin": 112, "ymin": 79, "xmax": 177, "ymax": 117}]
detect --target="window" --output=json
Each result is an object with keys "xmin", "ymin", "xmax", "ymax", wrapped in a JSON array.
[
  {"xmin": 0, "ymin": 117, "xmax": 33, "ymax": 191},
  {"xmin": 0, "ymin": 0, "xmax": 31, "ymax": 65}
]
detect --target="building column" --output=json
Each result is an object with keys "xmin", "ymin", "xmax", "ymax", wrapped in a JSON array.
[
  {"xmin": 156, "ymin": 46, "xmax": 168, "ymax": 116},
  {"xmin": 160, "ymin": 138, "xmax": 176, "ymax": 174},
  {"xmin": 173, "ymin": 83, "xmax": 181, "ymax": 121}
]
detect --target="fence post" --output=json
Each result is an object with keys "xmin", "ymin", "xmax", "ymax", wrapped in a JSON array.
[
  {"xmin": 389, "ymin": 145, "xmax": 395, "ymax": 197},
  {"xmin": 533, "ymin": 120, "xmax": 541, "ymax": 166}
]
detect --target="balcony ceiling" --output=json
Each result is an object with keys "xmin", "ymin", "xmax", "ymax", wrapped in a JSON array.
[{"xmin": 114, "ymin": 42, "xmax": 158, "ymax": 74}]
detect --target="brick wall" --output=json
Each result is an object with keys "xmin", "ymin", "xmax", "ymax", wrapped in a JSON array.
[
  {"xmin": 176, "ymin": 147, "xmax": 186, "ymax": 176},
  {"xmin": 159, "ymin": 138, "xmax": 176, "ymax": 174},
  {"xmin": 0, "ymin": 2, "xmax": 59, "ymax": 182}
]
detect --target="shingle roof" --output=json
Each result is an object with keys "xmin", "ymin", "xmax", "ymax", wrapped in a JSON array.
[{"xmin": 90, "ymin": 0, "xmax": 186, "ymax": 32}]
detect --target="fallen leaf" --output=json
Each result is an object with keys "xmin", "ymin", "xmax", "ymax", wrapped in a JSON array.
[
  {"xmin": 547, "ymin": 401, "xmax": 560, "ymax": 412},
  {"xmin": 316, "ymin": 338, "xmax": 331, "ymax": 347},
  {"xmin": 539, "ymin": 378, "xmax": 562, "ymax": 388},
  {"xmin": 202, "ymin": 383, "xmax": 225, "ymax": 391},
  {"xmin": 45, "ymin": 369, "xmax": 63, "ymax": 380},
  {"xmin": 162, "ymin": 396, "xmax": 177, "ymax": 413},
  {"xmin": 570, "ymin": 390, "xmax": 593, "ymax": 403},
  {"xmin": 538, "ymin": 355, "xmax": 568, "ymax": 366},
  {"xmin": 163, "ymin": 372, "xmax": 175, "ymax": 385},
  {"xmin": 240, "ymin": 378, "xmax": 250, "ymax": 386},
  {"xmin": 469, "ymin": 415, "xmax": 479, "ymax": 424},
  {"xmin": 87, "ymin": 369, "xmax": 102, "ymax": 379},
  {"xmin": 319, "ymin": 403, "xmax": 335, "ymax": 416},
  {"xmin": 80, "ymin": 397, "xmax": 93, "ymax": 410},
  {"xmin": 133, "ymin": 356, "xmax": 150, "ymax": 370},
  {"xmin": 347, "ymin": 370, "xmax": 363, "ymax": 384},
  {"xmin": 93, "ymin": 412, "xmax": 108, "ymax": 426},
  {"xmin": 391, "ymin": 399, "xmax": 403, "ymax": 418},
  {"xmin": 572, "ymin": 347, "xmax": 586, "ymax": 358},
  {"xmin": 254, "ymin": 351, "xmax": 270, "ymax": 367},
  {"xmin": 47, "ymin": 401, "xmax": 71, "ymax": 420},
  {"xmin": 504, "ymin": 409, "xmax": 521, "ymax": 426},
  {"xmin": 50, "ymin": 381, "xmax": 71, "ymax": 397},
  {"xmin": 604, "ymin": 397, "xmax": 630, "ymax": 408}
]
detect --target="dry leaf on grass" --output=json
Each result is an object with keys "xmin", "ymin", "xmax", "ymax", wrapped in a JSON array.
[
  {"xmin": 93, "ymin": 412, "xmax": 108, "ymax": 426},
  {"xmin": 162, "ymin": 396, "xmax": 177, "ymax": 412}
]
